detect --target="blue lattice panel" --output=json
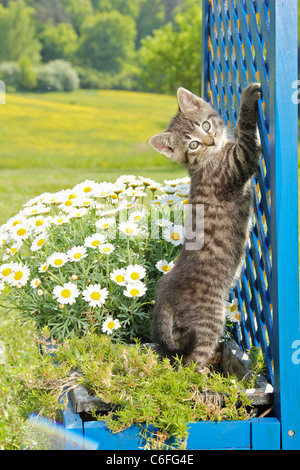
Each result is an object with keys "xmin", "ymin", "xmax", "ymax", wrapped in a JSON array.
[{"xmin": 203, "ymin": 0, "xmax": 274, "ymax": 384}]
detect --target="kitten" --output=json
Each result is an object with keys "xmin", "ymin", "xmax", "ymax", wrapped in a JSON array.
[{"xmin": 148, "ymin": 83, "xmax": 261, "ymax": 370}]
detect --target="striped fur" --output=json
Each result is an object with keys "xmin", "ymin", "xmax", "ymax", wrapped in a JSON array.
[{"xmin": 148, "ymin": 84, "xmax": 261, "ymax": 370}]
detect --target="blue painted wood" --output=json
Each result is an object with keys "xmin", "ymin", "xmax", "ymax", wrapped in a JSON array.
[
  {"xmin": 269, "ymin": 0, "xmax": 300, "ymax": 451},
  {"xmin": 186, "ymin": 421, "xmax": 251, "ymax": 450},
  {"xmin": 251, "ymin": 418, "xmax": 281, "ymax": 450}
]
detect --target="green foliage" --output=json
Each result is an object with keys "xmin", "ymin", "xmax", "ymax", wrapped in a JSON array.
[
  {"xmin": 0, "ymin": 61, "xmax": 21, "ymax": 91},
  {"xmin": 78, "ymin": 10, "xmax": 136, "ymax": 73},
  {"xmin": 18, "ymin": 56, "xmax": 37, "ymax": 90},
  {"xmin": 35, "ymin": 60, "xmax": 80, "ymax": 92},
  {"xmin": 39, "ymin": 23, "xmax": 79, "ymax": 63},
  {"xmin": 16, "ymin": 331, "xmax": 253, "ymax": 450},
  {"xmin": 0, "ymin": 0, "xmax": 41, "ymax": 63},
  {"xmin": 138, "ymin": 0, "xmax": 202, "ymax": 95}
]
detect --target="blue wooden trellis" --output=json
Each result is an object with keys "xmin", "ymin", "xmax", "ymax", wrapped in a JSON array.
[
  {"xmin": 202, "ymin": 0, "xmax": 300, "ymax": 449},
  {"xmin": 60, "ymin": 0, "xmax": 300, "ymax": 450}
]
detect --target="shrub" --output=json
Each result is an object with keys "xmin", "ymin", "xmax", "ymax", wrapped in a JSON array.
[
  {"xmin": 18, "ymin": 56, "xmax": 37, "ymax": 90},
  {"xmin": 0, "ymin": 62, "xmax": 21, "ymax": 91},
  {"xmin": 35, "ymin": 60, "xmax": 79, "ymax": 92}
]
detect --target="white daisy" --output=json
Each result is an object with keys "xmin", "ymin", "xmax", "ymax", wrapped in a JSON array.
[
  {"xmin": 98, "ymin": 243, "xmax": 115, "ymax": 255},
  {"xmin": 23, "ymin": 204, "xmax": 50, "ymax": 217},
  {"xmin": 95, "ymin": 217, "xmax": 115, "ymax": 230},
  {"xmin": 39, "ymin": 263, "xmax": 49, "ymax": 274},
  {"xmin": 93, "ymin": 182, "xmax": 115, "ymax": 199},
  {"xmin": 68, "ymin": 208, "xmax": 88, "ymax": 219},
  {"xmin": 110, "ymin": 268, "xmax": 127, "ymax": 286},
  {"xmin": 30, "ymin": 232, "xmax": 48, "ymax": 252},
  {"xmin": 31, "ymin": 278, "xmax": 42, "ymax": 289},
  {"xmin": 119, "ymin": 221, "xmax": 141, "ymax": 237},
  {"xmin": 9, "ymin": 263, "xmax": 30, "ymax": 287},
  {"xmin": 155, "ymin": 218, "xmax": 172, "ymax": 229},
  {"xmin": 72, "ymin": 180, "xmax": 97, "ymax": 196},
  {"xmin": 163, "ymin": 224, "xmax": 185, "ymax": 246},
  {"xmin": 67, "ymin": 246, "xmax": 87, "ymax": 262},
  {"xmin": 123, "ymin": 281, "xmax": 147, "ymax": 298},
  {"xmin": 51, "ymin": 214, "xmax": 71, "ymax": 225},
  {"xmin": 129, "ymin": 210, "xmax": 147, "ymax": 224},
  {"xmin": 84, "ymin": 233, "xmax": 107, "ymax": 249},
  {"xmin": 2, "ymin": 242, "xmax": 23, "ymax": 261},
  {"xmin": 82, "ymin": 284, "xmax": 108, "ymax": 308},
  {"xmin": 31, "ymin": 217, "xmax": 50, "ymax": 231},
  {"xmin": 0, "ymin": 262, "xmax": 15, "ymax": 281},
  {"xmin": 125, "ymin": 265, "xmax": 146, "ymax": 282},
  {"xmin": 117, "ymin": 199, "xmax": 137, "ymax": 211},
  {"xmin": 225, "ymin": 298, "xmax": 240, "ymax": 322},
  {"xmin": 0, "ymin": 231, "xmax": 10, "ymax": 247},
  {"xmin": 102, "ymin": 317, "xmax": 121, "ymax": 335},
  {"xmin": 53, "ymin": 282, "xmax": 80, "ymax": 305},
  {"xmin": 11, "ymin": 223, "xmax": 31, "ymax": 242},
  {"xmin": 155, "ymin": 259, "xmax": 175, "ymax": 274},
  {"xmin": 47, "ymin": 252, "xmax": 69, "ymax": 268}
]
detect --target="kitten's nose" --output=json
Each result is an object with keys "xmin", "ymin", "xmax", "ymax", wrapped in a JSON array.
[{"xmin": 203, "ymin": 136, "xmax": 215, "ymax": 146}]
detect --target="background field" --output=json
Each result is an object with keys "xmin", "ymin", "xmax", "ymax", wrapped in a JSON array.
[{"xmin": 0, "ymin": 89, "xmax": 187, "ymax": 224}]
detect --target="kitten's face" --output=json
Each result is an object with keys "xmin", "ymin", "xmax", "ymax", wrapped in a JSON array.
[{"xmin": 148, "ymin": 88, "xmax": 226, "ymax": 169}]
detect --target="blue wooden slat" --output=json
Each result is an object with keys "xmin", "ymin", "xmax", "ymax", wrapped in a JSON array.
[{"xmin": 269, "ymin": 0, "xmax": 300, "ymax": 450}]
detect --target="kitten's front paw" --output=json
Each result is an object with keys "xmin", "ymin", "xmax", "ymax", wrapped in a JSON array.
[{"xmin": 241, "ymin": 83, "xmax": 262, "ymax": 108}]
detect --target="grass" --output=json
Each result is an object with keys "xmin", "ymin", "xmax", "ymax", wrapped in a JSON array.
[{"xmin": 0, "ymin": 89, "xmax": 188, "ymax": 225}]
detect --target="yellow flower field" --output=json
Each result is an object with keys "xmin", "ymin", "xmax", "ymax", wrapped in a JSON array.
[{"xmin": 0, "ymin": 90, "xmax": 178, "ymax": 169}]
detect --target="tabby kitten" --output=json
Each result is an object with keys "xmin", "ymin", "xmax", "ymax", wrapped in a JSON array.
[{"xmin": 149, "ymin": 83, "xmax": 261, "ymax": 370}]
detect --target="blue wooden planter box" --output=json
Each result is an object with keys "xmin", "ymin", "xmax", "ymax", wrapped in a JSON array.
[
  {"xmin": 61, "ymin": 396, "xmax": 280, "ymax": 450},
  {"xmin": 58, "ymin": 339, "xmax": 278, "ymax": 451}
]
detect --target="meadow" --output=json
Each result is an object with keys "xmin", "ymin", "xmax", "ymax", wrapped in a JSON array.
[{"xmin": 0, "ymin": 89, "xmax": 187, "ymax": 224}]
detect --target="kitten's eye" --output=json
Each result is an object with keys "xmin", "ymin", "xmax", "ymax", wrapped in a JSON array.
[
  {"xmin": 202, "ymin": 121, "xmax": 211, "ymax": 132},
  {"xmin": 189, "ymin": 141, "xmax": 200, "ymax": 150}
]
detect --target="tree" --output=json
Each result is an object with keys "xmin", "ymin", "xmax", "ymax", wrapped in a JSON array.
[
  {"xmin": 59, "ymin": 0, "xmax": 94, "ymax": 33},
  {"xmin": 135, "ymin": 0, "xmax": 166, "ymax": 47},
  {"xmin": 138, "ymin": 0, "xmax": 202, "ymax": 95},
  {"xmin": 0, "ymin": 0, "xmax": 41, "ymax": 63},
  {"xmin": 18, "ymin": 55, "xmax": 37, "ymax": 90},
  {"xmin": 39, "ymin": 23, "xmax": 78, "ymax": 62},
  {"xmin": 93, "ymin": 0, "xmax": 144, "ymax": 19},
  {"xmin": 78, "ymin": 10, "xmax": 136, "ymax": 73}
]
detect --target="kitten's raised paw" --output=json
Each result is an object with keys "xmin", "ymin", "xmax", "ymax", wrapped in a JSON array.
[{"xmin": 241, "ymin": 82, "xmax": 262, "ymax": 107}]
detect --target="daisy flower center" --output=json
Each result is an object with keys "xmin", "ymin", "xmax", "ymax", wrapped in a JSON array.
[
  {"xmin": 91, "ymin": 240, "xmax": 100, "ymax": 247},
  {"xmin": 73, "ymin": 253, "xmax": 82, "ymax": 259},
  {"xmin": 17, "ymin": 228, "xmax": 26, "ymax": 236},
  {"xmin": 91, "ymin": 292, "xmax": 101, "ymax": 301},
  {"xmin": 35, "ymin": 219, "xmax": 44, "ymax": 226},
  {"xmin": 61, "ymin": 289, "xmax": 71, "ymax": 299},
  {"xmin": 171, "ymin": 232, "xmax": 181, "ymax": 241},
  {"xmin": 130, "ymin": 273, "xmax": 140, "ymax": 280},
  {"xmin": 2, "ymin": 268, "xmax": 12, "ymax": 277},
  {"xmin": 54, "ymin": 259, "xmax": 64, "ymax": 266},
  {"xmin": 103, "ymin": 247, "xmax": 111, "ymax": 252},
  {"xmin": 115, "ymin": 275, "xmax": 124, "ymax": 283},
  {"xmin": 14, "ymin": 271, "xmax": 23, "ymax": 281},
  {"xmin": 162, "ymin": 265, "xmax": 171, "ymax": 272},
  {"xmin": 84, "ymin": 186, "xmax": 92, "ymax": 193},
  {"xmin": 107, "ymin": 321, "xmax": 115, "ymax": 329},
  {"xmin": 230, "ymin": 304, "xmax": 237, "ymax": 313},
  {"xmin": 130, "ymin": 288, "xmax": 139, "ymax": 297},
  {"xmin": 125, "ymin": 228, "xmax": 134, "ymax": 234},
  {"xmin": 37, "ymin": 239, "xmax": 45, "ymax": 247}
]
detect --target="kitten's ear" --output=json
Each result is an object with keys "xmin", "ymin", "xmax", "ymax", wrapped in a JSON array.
[
  {"xmin": 177, "ymin": 87, "xmax": 205, "ymax": 113},
  {"xmin": 148, "ymin": 132, "xmax": 174, "ymax": 159}
]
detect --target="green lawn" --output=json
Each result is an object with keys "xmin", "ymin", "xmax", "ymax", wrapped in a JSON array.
[{"xmin": 0, "ymin": 90, "xmax": 188, "ymax": 225}]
